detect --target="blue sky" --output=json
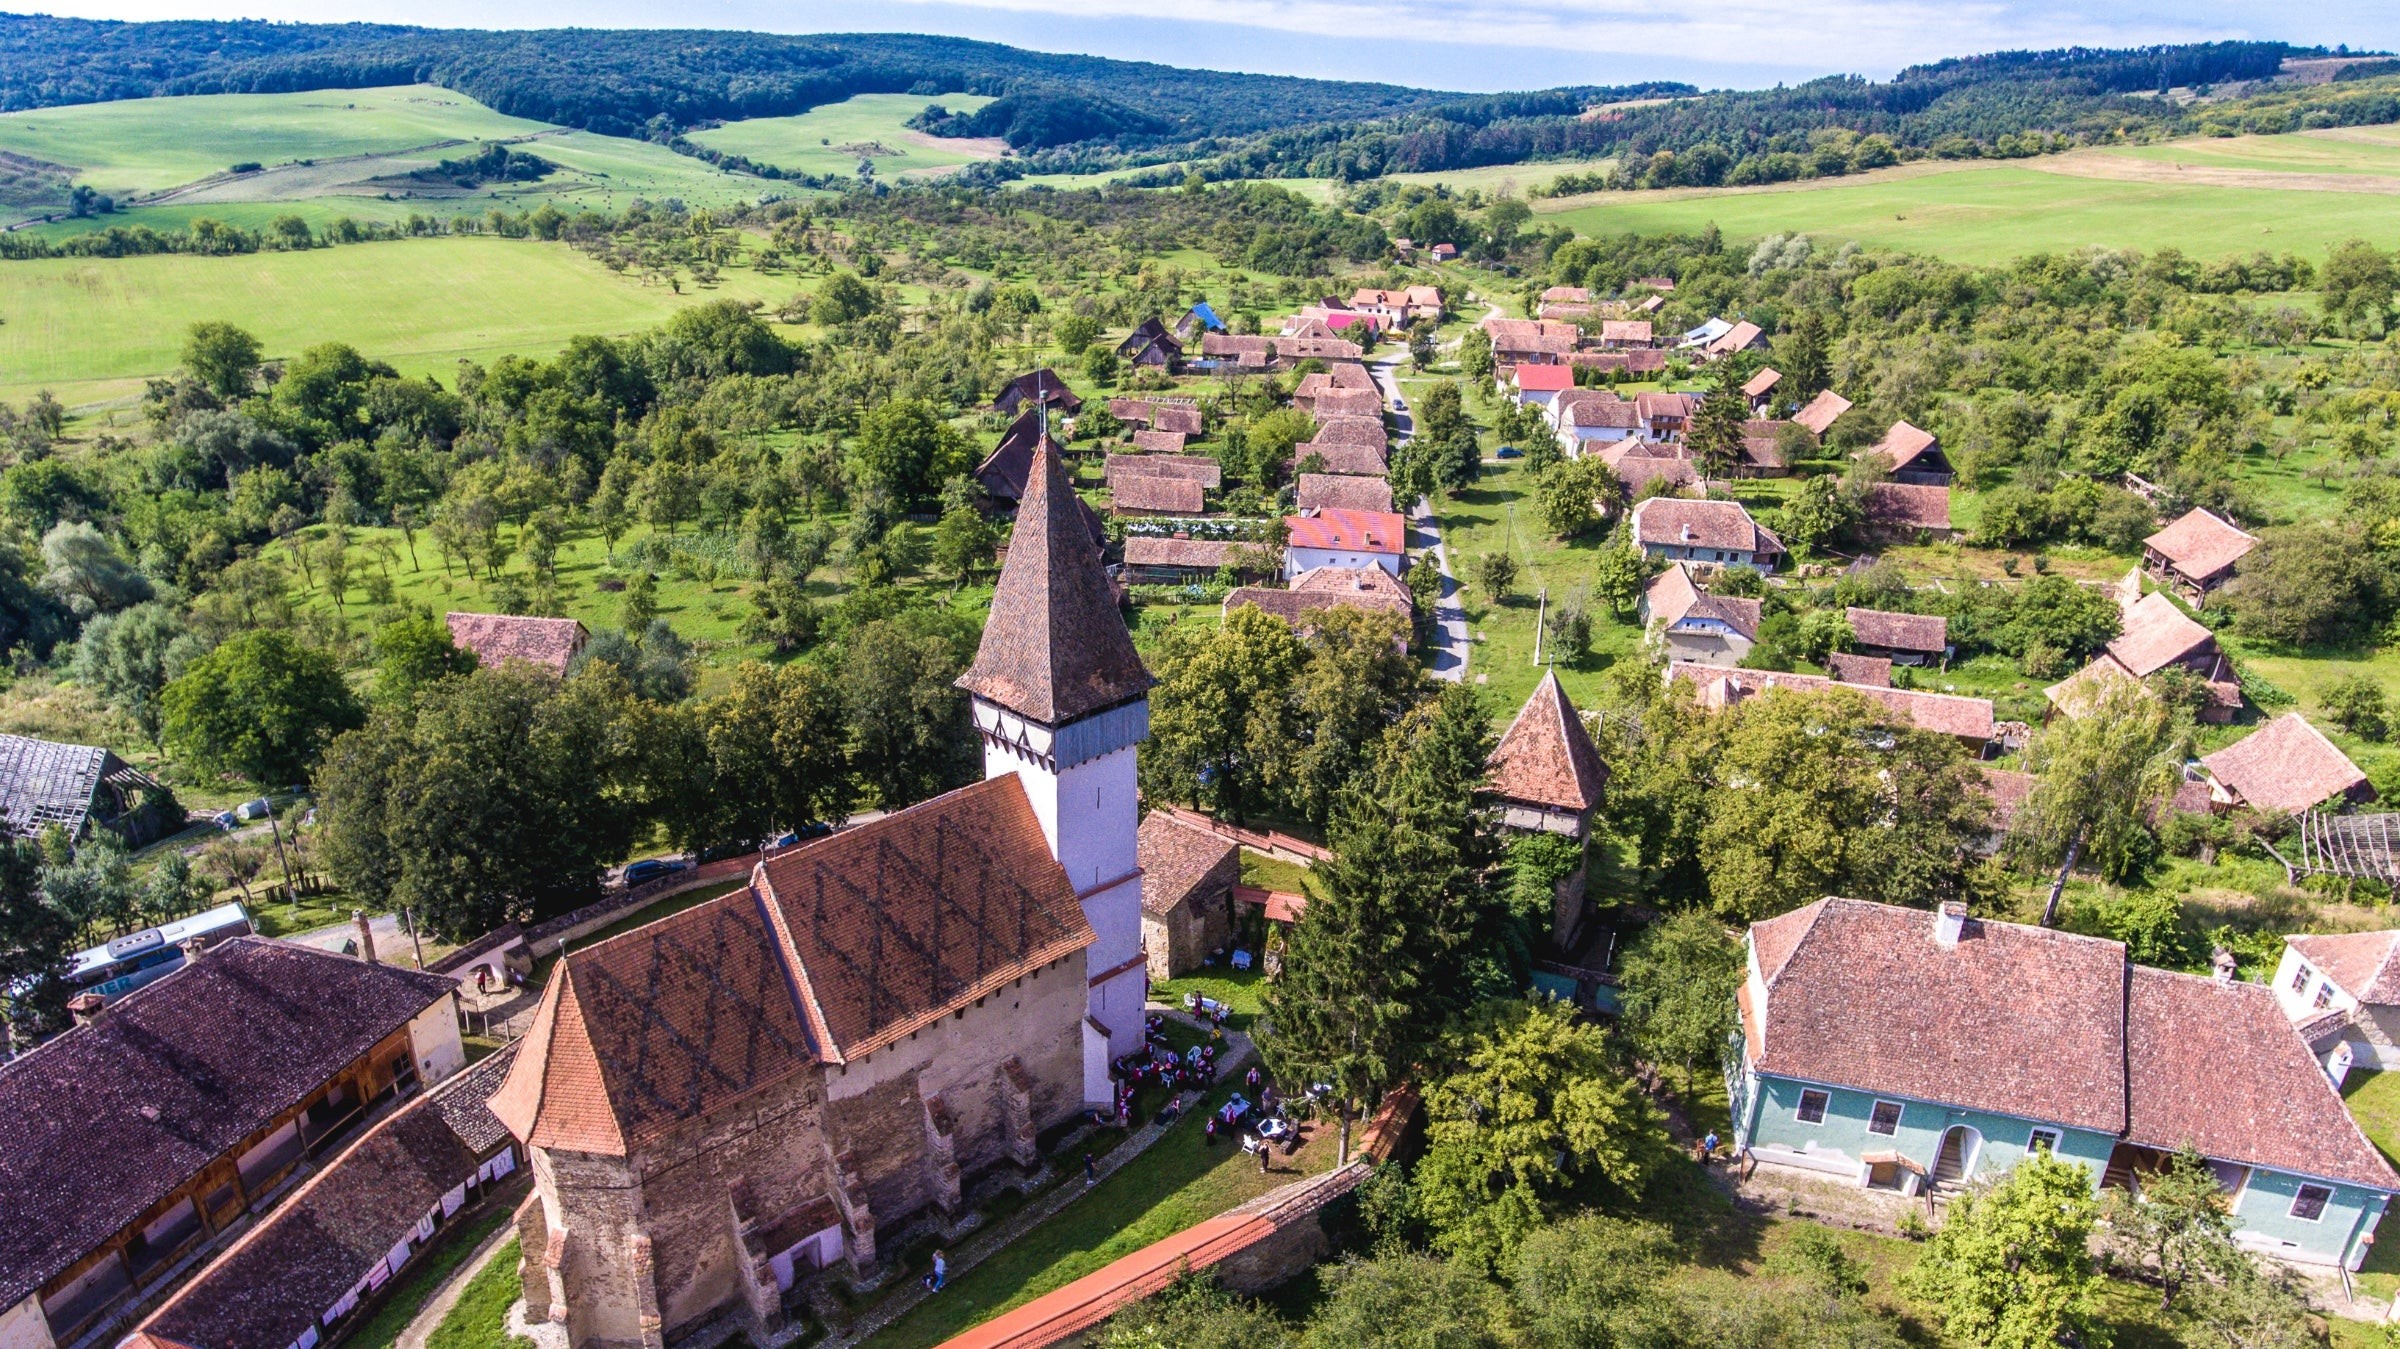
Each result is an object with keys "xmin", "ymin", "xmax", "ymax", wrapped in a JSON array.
[{"xmin": 33, "ymin": 0, "xmax": 2400, "ymax": 92}]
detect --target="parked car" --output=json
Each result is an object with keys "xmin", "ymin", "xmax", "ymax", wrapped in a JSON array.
[
  {"xmin": 1494, "ymin": 445, "xmax": 1522, "ymax": 459},
  {"xmin": 622, "ymin": 857, "xmax": 693, "ymax": 886}
]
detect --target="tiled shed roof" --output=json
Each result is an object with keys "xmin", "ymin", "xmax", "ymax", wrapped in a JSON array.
[{"xmin": 1485, "ymin": 672, "xmax": 1607, "ymax": 814}]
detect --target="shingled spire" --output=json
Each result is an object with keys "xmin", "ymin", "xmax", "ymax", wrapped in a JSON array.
[{"xmin": 959, "ymin": 441, "xmax": 1152, "ymax": 724}]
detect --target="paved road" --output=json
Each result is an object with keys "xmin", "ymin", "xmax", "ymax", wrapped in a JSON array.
[{"xmin": 1368, "ymin": 356, "xmax": 1469, "ymax": 683}]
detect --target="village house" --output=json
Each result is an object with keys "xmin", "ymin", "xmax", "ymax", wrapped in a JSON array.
[
  {"xmin": 1484, "ymin": 673, "xmax": 1608, "ymax": 950},
  {"xmin": 445, "ymin": 613, "xmax": 589, "ymax": 677},
  {"xmin": 1137, "ymin": 812, "xmax": 1240, "ymax": 982},
  {"xmin": 1348, "ymin": 286, "xmax": 1441, "ymax": 326},
  {"xmin": 1733, "ymin": 897, "xmax": 2399, "ymax": 1269},
  {"xmin": 495, "ymin": 446, "xmax": 1157, "ymax": 1349},
  {"xmin": 990, "ymin": 369, "xmax": 1082, "ymax": 416},
  {"xmin": 1571, "ymin": 348, "xmax": 1668, "ymax": 378},
  {"xmin": 974, "ymin": 409, "xmax": 1055, "ymax": 504},
  {"xmin": 1115, "ymin": 319, "xmax": 1182, "ymax": 369},
  {"xmin": 1152, "ymin": 405, "xmax": 1204, "ymax": 438},
  {"xmin": 1131, "ymin": 429, "xmax": 1188, "ymax": 454},
  {"xmin": 1427, "ymin": 243, "xmax": 1458, "ymax": 262},
  {"xmin": 1743, "ymin": 368, "xmax": 1782, "ymax": 414},
  {"xmin": 2047, "ymin": 580, "xmax": 2242, "ymax": 723},
  {"xmin": 2144, "ymin": 507, "xmax": 2258, "ymax": 602},
  {"xmin": 1312, "ymin": 387, "xmax": 1385, "ymax": 420},
  {"xmin": 1199, "ymin": 333, "xmax": 1276, "ymax": 372},
  {"xmin": 1120, "ymin": 535, "xmax": 1242, "ymax": 585},
  {"xmin": 1296, "ymin": 473, "xmax": 1396, "ymax": 515},
  {"xmin": 1860, "ymin": 421, "xmax": 1953, "ymax": 485},
  {"xmin": 1825, "ymin": 652, "xmax": 1893, "ymax": 687},
  {"xmin": 1680, "ymin": 318, "xmax": 1732, "ymax": 350},
  {"xmin": 1632, "ymin": 391, "xmax": 1697, "ymax": 442},
  {"xmin": 1598, "ymin": 320, "xmax": 1654, "ymax": 350},
  {"xmin": 1510, "ymin": 363, "xmax": 1575, "ymax": 410},
  {"xmin": 1482, "ymin": 318, "xmax": 1579, "ymax": 367},
  {"xmin": 1296, "ymin": 417, "xmax": 1390, "ymax": 476},
  {"xmin": 1861, "ymin": 482, "xmax": 1954, "ymax": 540},
  {"xmin": 1604, "ymin": 444, "xmax": 1700, "ymax": 497},
  {"xmin": 0, "ymin": 939, "xmax": 463, "ymax": 1349},
  {"xmin": 1551, "ymin": 390, "xmax": 1642, "ymax": 457},
  {"xmin": 1844, "ymin": 608, "xmax": 1948, "ymax": 666},
  {"xmin": 1668, "ymin": 663, "xmax": 1997, "ymax": 754},
  {"xmin": 1283, "ymin": 508, "xmax": 1406, "ymax": 578},
  {"xmin": 0, "ymin": 733, "xmax": 179, "ymax": 847},
  {"xmin": 1735, "ymin": 419, "xmax": 1794, "ymax": 477},
  {"xmin": 1173, "ymin": 303, "xmax": 1225, "ymax": 342},
  {"xmin": 1629, "ymin": 498, "xmax": 1785, "ymax": 571},
  {"xmin": 1704, "ymin": 320, "xmax": 1765, "ymax": 359},
  {"xmin": 2200, "ymin": 713, "xmax": 2373, "ymax": 816},
  {"xmin": 1540, "ymin": 285, "xmax": 1590, "ymax": 306},
  {"xmin": 1225, "ymin": 567, "xmax": 1414, "ymax": 647},
  {"xmin": 1639, "ymin": 563, "xmax": 1760, "ymax": 667},
  {"xmin": 1792, "ymin": 389, "xmax": 1853, "ymax": 438},
  {"xmin": 1104, "ymin": 454, "xmax": 1221, "ymax": 491},
  {"xmin": 1110, "ymin": 475, "xmax": 1205, "ymax": 517},
  {"xmin": 127, "ymin": 1050, "xmax": 521, "ymax": 1349},
  {"xmin": 2275, "ymin": 931, "xmax": 2400, "ymax": 1079}
]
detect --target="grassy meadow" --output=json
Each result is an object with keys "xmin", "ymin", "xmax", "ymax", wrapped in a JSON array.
[
  {"xmin": 689, "ymin": 92, "xmax": 1000, "ymax": 180},
  {"xmin": 0, "ymin": 236, "xmax": 798, "ymax": 407},
  {"xmin": 1535, "ymin": 131, "xmax": 2400, "ymax": 264}
]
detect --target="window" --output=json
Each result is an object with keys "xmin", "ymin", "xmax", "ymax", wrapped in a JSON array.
[
  {"xmin": 1868, "ymin": 1100, "xmax": 1904, "ymax": 1136},
  {"xmin": 2291, "ymin": 964, "xmax": 2313, "ymax": 993},
  {"xmin": 1795, "ymin": 1089, "xmax": 1829, "ymax": 1124},
  {"xmin": 2290, "ymin": 1184, "xmax": 2333, "ymax": 1222},
  {"xmin": 2315, "ymin": 982, "xmax": 2335, "ymax": 1010},
  {"xmin": 2027, "ymin": 1129, "xmax": 2060, "ymax": 1154}
]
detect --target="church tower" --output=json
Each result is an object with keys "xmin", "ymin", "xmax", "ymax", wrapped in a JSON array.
[{"xmin": 957, "ymin": 442, "xmax": 1154, "ymax": 1102}]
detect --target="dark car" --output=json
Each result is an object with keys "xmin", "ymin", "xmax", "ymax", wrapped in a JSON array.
[{"xmin": 622, "ymin": 857, "xmax": 692, "ymax": 886}]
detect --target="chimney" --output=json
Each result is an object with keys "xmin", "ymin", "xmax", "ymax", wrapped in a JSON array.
[
  {"xmin": 353, "ymin": 908, "xmax": 378, "ymax": 965},
  {"xmin": 1933, "ymin": 901, "xmax": 1967, "ymax": 949},
  {"xmin": 68, "ymin": 992, "xmax": 105, "ymax": 1028},
  {"xmin": 2212, "ymin": 947, "xmax": 2237, "ymax": 985},
  {"xmin": 1681, "ymin": 523, "xmax": 1694, "ymax": 543}
]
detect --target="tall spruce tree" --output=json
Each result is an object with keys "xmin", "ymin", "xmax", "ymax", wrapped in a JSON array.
[{"xmin": 1686, "ymin": 359, "xmax": 1750, "ymax": 484}]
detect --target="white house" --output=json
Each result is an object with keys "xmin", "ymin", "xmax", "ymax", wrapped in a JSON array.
[
  {"xmin": 1284, "ymin": 508, "xmax": 1406, "ymax": 579},
  {"xmin": 1629, "ymin": 497, "xmax": 1784, "ymax": 572},
  {"xmin": 1511, "ymin": 363, "xmax": 1575, "ymax": 410}
]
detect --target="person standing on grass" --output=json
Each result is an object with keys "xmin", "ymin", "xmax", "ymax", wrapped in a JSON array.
[
  {"xmin": 924, "ymin": 1249, "xmax": 947, "ymax": 1292},
  {"xmin": 1084, "ymin": 1152, "xmax": 1097, "ymax": 1186}
]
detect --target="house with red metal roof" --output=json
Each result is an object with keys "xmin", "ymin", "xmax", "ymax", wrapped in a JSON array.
[
  {"xmin": 1510, "ymin": 362, "xmax": 1575, "ymax": 408},
  {"xmin": 1735, "ymin": 897, "xmax": 2399, "ymax": 1268}
]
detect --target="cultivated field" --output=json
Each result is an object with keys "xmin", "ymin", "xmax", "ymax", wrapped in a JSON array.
[
  {"xmin": 687, "ymin": 92, "xmax": 1003, "ymax": 179},
  {"xmin": 1535, "ymin": 130, "xmax": 2400, "ymax": 263},
  {"xmin": 0, "ymin": 236, "xmax": 795, "ymax": 407}
]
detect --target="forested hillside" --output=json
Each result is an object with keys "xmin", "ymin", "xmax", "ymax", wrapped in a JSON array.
[{"xmin": 0, "ymin": 15, "xmax": 1460, "ymax": 147}]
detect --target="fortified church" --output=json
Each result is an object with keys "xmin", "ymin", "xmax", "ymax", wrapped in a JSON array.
[{"xmin": 490, "ymin": 443, "xmax": 1154, "ymax": 1349}]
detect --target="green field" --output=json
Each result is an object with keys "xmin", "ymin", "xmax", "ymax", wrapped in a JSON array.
[
  {"xmin": 0, "ymin": 236, "xmax": 794, "ymax": 406},
  {"xmin": 1535, "ymin": 148, "xmax": 2400, "ymax": 264},
  {"xmin": 689, "ymin": 93, "xmax": 999, "ymax": 180},
  {"xmin": 0, "ymin": 86, "xmax": 547, "ymax": 201}
]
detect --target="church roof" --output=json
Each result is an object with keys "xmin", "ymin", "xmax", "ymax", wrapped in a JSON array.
[
  {"xmin": 494, "ymin": 776, "xmax": 1096, "ymax": 1155},
  {"xmin": 960, "ymin": 442, "xmax": 1153, "ymax": 725},
  {"xmin": 1485, "ymin": 672, "xmax": 1608, "ymax": 814}
]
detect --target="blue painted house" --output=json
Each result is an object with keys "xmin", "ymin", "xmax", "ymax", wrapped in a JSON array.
[{"xmin": 1732, "ymin": 898, "xmax": 2400, "ymax": 1269}]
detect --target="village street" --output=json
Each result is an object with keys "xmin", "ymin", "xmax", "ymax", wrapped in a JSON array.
[{"xmin": 1368, "ymin": 353, "xmax": 1469, "ymax": 682}]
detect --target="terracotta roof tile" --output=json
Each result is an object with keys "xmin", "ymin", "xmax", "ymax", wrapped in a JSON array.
[
  {"xmin": 1225, "ymin": 570, "xmax": 1412, "ymax": 628},
  {"xmin": 1601, "ymin": 320, "xmax": 1654, "ymax": 344},
  {"xmin": 1826, "ymin": 652, "xmax": 1892, "ymax": 687},
  {"xmin": 1631, "ymin": 498, "xmax": 1782, "ymax": 555},
  {"xmin": 1123, "ymin": 536, "xmax": 1238, "ymax": 571},
  {"xmin": 0, "ymin": 940, "xmax": 456, "ymax": 1308},
  {"xmin": 1105, "ymin": 454, "xmax": 1221, "ymax": 489},
  {"xmin": 1285, "ymin": 509, "xmax": 1406, "ymax": 554},
  {"xmin": 444, "ymin": 613, "xmax": 587, "ymax": 676},
  {"xmin": 1111, "ymin": 476, "xmax": 1205, "ymax": 515},
  {"xmin": 1307, "ymin": 416, "xmax": 1388, "ymax": 451},
  {"xmin": 1153, "ymin": 406, "xmax": 1205, "ymax": 436},
  {"xmin": 2107, "ymin": 592, "xmax": 2216, "ymax": 677},
  {"xmin": 1668, "ymin": 662, "xmax": 1994, "ymax": 742},
  {"xmin": 961, "ymin": 442, "xmax": 1154, "ymax": 725},
  {"xmin": 1743, "ymin": 368, "xmax": 1783, "ymax": 398},
  {"xmin": 1863, "ymin": 420, "xmax": 1939, "ymax": 472},
  {"xmin": 2127, "ymin": 967, "xmax": 2398, "ymax": 1190},
  {"xmin": 974, "ymin": 409, "xmax": 1053, "ymax": 503},
  {"xmin": 1846, "ymin": 607, "xmax": 1947, "ymax": 655},
  {"xmin": 1863, "ymin": 482, "xmax": 1952, "ymax": 533},
  {"xmin": 1749, "ymin": 897, "xmax": 2129, "ymax": 1133},
  {"xmin": 2287, "ymin": 931, "xmax": 2400, "ymax": 1004},
  {"xmin": 1311, "ymin": 388, "xmax": 1385, "ymax": 419},
  {"xmin": 2145, "ymin": 508, "xmax": 2258, "ymax": 582},
  {"xmin": 1979, "ymin": 768, "xmax": 2038, "ymax": 832},
  {"xmin": 1138, "ymin": 813, "xmax": 1239, "ymax": 919},
  {"xmin": 1485, "ymin": 671, "xmax": 1607, "ymax": 814},
  {"xmin": 2201, "ymin": 713, "xmax": 2371, "ymax": 815},
  {"xmin": 758, "ymin": 776, "xmax": 1094, "ymax": 1062},
  {"xmin": 1792, "ymin": 389, "xmax": 1852, "ymax": 436},
  {"xmin": 1296, "ymin": 474, "xmax": 1395, "ymax": 514},
  {"xmin": 1297, "ymin": 442, "xmax": 1390, "ymax": 476},
  {"xmin": 1131, "ymin": 429, "xmax": 1188, "ymax": 454}
]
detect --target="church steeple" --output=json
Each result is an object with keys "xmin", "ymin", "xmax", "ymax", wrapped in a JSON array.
[{"xmin": 958, "ymin": 440, "xmax": 1152, "ymax": 726}]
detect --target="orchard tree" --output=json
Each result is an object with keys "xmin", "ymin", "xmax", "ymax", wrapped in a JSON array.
[
  {"xmin": 2013, "ymin": 675, "xmax": 2184, "ymax": 917},
  {"xmin": 0, "ymin": 838, "xmax": 74, "ymax": 1046},
  {"xmin": 2320, "ymin": 238, "xmax": 2396, "ymax": 340},
  {"xmin": 182, "ymin": 321, "xmax": 264, "ymax": 402},
  {"xmin": 1616, "ymin": 907, "xmax": 1742, "ymax": 1096},
  {"xmin": 163, "ymin": 629, "xmax": 364, "ymax": 786},
  {"xmin": 1473, "ymin": 551, "xmax": 1520, "ymax": 603},
  {"xmin": 71, "ymin": 602, "xmax": 204, "ymax": 746},
  {"xmin": 371, "ymin": 613, "xmax": 478, "ymax": 702},
  {"xmin": 1904, "ymin": 1153, "xmax": 2106, "ymax": 1349}
]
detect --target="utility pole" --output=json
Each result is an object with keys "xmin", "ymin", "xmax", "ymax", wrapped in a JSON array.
[{"xmin": 263, "ymin": 799, "xmax": 298, "ymax": 909}]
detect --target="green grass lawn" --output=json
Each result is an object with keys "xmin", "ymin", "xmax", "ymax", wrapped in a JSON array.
[
  {"xmin": 1535, "ymin": 159, "xmax": 2400, "ymax": 265},
  {"xmin": 1152, "ymin": 966, "xmax": 1269, "ymax": 1033},
  {"xmin": 422, "ymin": 1234, "xmax": 528, "ymax": 1349},
  {"xmin": 689, "ymin": 93, "xmax": 998, "ymax": 180},
  {"xmin": 1238, "ymin": 849, "xmax": 1309, "ymax": 894},
  {"xmin": 862, "ymin": 1062, "xmax": 1339, "ymax": 1348},
  {"xmin": 342, "ymin": 1202, "xmax": 522, "ymax": 1349},
  {"xmin": 1, "ymin": 236, "xmax": 794, "ymax": 407},
  {"xmin": 0, "ymin": 85, "xmax": 548, "ymax": 200}
]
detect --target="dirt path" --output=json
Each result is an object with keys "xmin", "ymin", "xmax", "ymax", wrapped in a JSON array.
[{"xmin": 395, "ymin": 1215, "xmax": 520, "ymax": 1349}]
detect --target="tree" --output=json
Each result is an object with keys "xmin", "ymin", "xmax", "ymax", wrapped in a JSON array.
[
  {"xmin": 1686, "ymin": 360, "xmax": 1749, "ymax": 483},
  {"xmin": 589, "ymin": 456, "xmax": 636, "ymax": 562},
  {"xmin": 1508, "ymin": 1214, "xmax": 1679, "ymax": 1349},
  {"xmin": 2101, "ymin": 1147, "xmax": 2235, "ymax": 1312},
  {"xmin": 741, "ymin": 577, "xmax": 819, "ymax": 653},
  {"xmin": 1591, "ymin": 545, "xmax": 1647, "ymax": 620},
  {"xmin": 571, "ymin": 622, "xmax": 693, "ymax": 703},
  {"xmin": 815, "ymin": 270, "xmax": 878, "ymax": 325},
  {"xmin": 1531, "ymin": 459, "xmax": 1610, "ymax": 539},
  {"xmin": 71, "ymin": 602, "xmax": 204, "ymax": 746},
  {"xmin": 371, "ymin": 612, "xmax": 479, "ymax": 702},
  {"xmin": 0, "ymin": 838, "xmax": 74, "ymax": 1047},
  {"xmin": 163, "ymin": 630, "xmax": 365, "ymax": 786},
  {"xmin": 619, "ymin": 568, "xmax": 659, "ymax": 633},
  {"xmin": 842, "ymin": 608, "xmax": 978, "ymax": 809},
  {"xmin": 1081, "ymin": 345, "xmax": 1120, "ymax": 385},
  {"xmin": 183, "ymin": 321, "xmax": 264, "ymax": 402},
  {"xmin": 931, "ymin": 504, "xmax": 998, "ymax": 587},
  {"xmin": 2229, "ymin": 525, "xmax": 2389, "ymax": 648},
  {"xmin": 2320, "ymin": 238, "xmax": 2395, "ymax": 340},
  {"xmin": 1140, "ymin": 605, "xmax": 1307, "ymax": 821},
  {"xmin": 39, "ymin": 520, "xmax": 151, "ymax": 618},
  {"xmin": 1472, "ymin": 551, "xmax": 1519, "ymax": 603},
  {"xmin": 1775, "ymin": 475, "xmax": 1862, "ymax": 555},
  {"xmin": 851, "ymin": 398, "xmax": 969, "ymax": 509},
  {"xmin": 1414, "ymin": 996, "xmax": 1672, "ymax": 1268},
  {"xmin": 1054, "ymin": 313, "xmax": 1102, "ymax": 356},
  {"xmin": 1414, "ymin": 382, "xmax": 1482, "ymax": 491},
  {"xmin": 1776, "ymin": 308, "xmax": 1832, "ymax": 401},
  {"xmin": 1301, "ymin": 1251, "xmax": 1516, "ymax": 1349},
  {"xmin": 317, "ymin": 664, "xmax": 646, "ymax": 938},
  {"xmin": 1099, "ymin": 1273, "xmax": 1292, "ymax": 1349},
  {"xmin": 2321, "ymin": 673, "xmax": 2390, "ymax": 741},
  {"xmin": 1903, "ymin": 1153, "xmax": 2107, "ymax": 1349},
  {"xmin": 1617, "ymin": 907, "xmax": 1742, "ymax": 1096},
  {"xmin": 665, "ymin": 661, "xmax": 850, "ymax": 851},
  {"xmin": 1457, "ymin": 328, "xmax": 1495, "ymax": 382},
  {"xmin": 2013, "ymin": 676, "xmax": 2183, "ymax": 915},
  {"xmin": 1544, "ymin": 595, "xmax": 1593, "ymax": 664}
]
